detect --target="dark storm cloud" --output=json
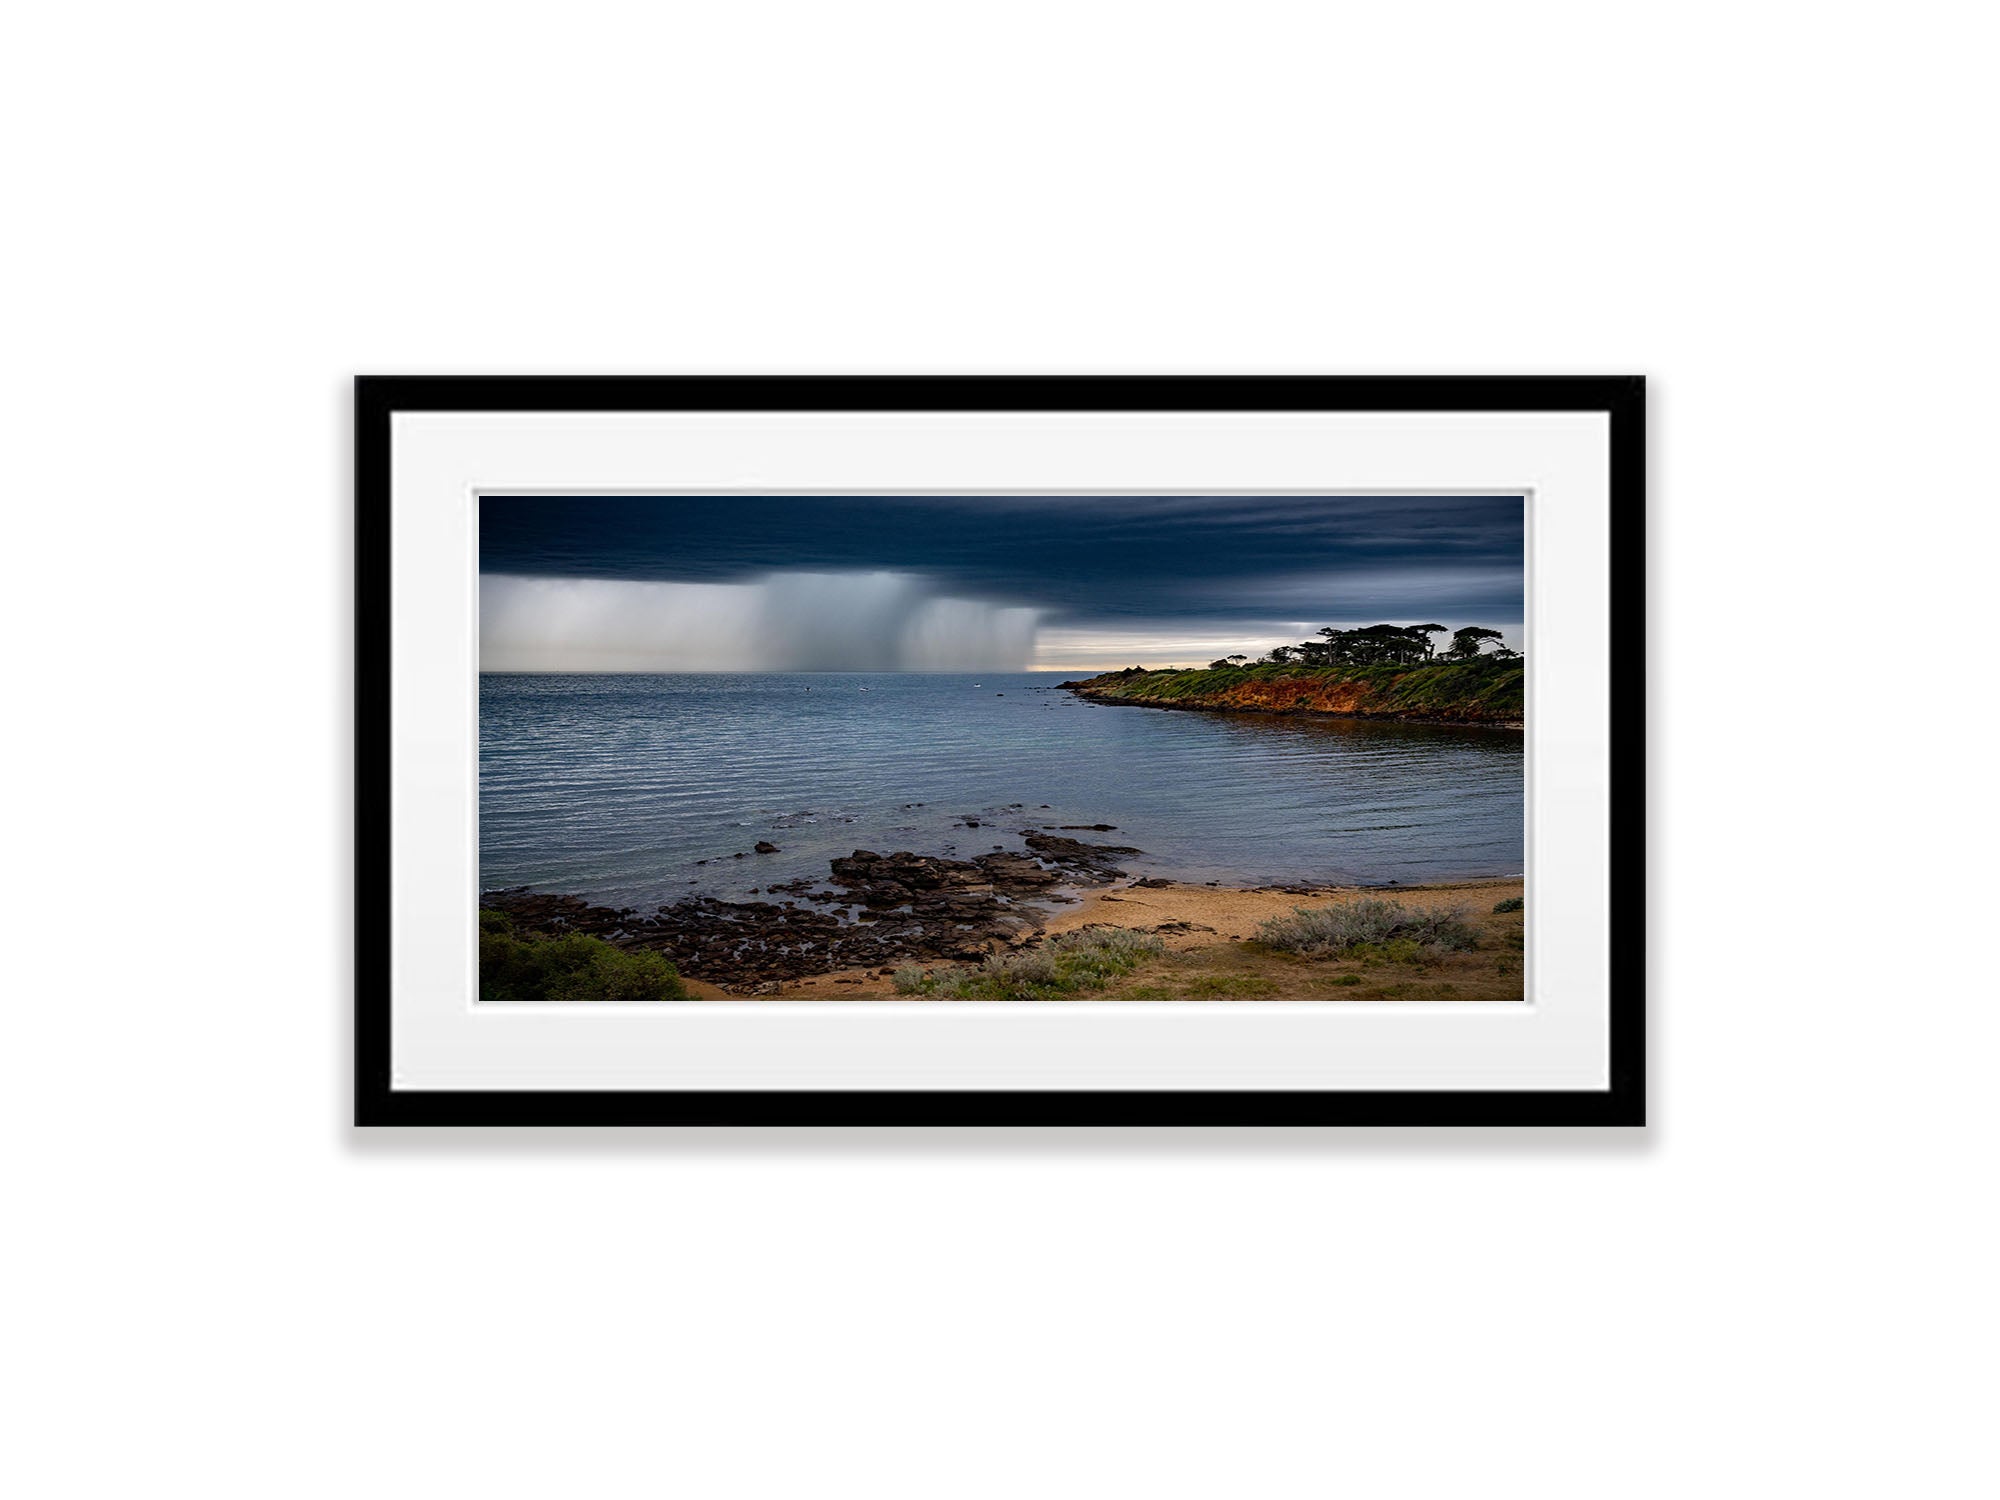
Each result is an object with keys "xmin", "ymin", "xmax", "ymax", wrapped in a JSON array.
[{"xmin": 480, "ymin": 494, "xmax": 1523, "ymax": 630}]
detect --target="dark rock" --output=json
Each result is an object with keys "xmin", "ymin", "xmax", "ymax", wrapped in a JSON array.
[
  {"xmin": 1023, "ymin": 831, "xmax": 1140, "ymax": 880},
  {"xmin": 754, "ymin": 841, "xmax": 780, "ymax": 853},
  {"xmin": 481, "ymin": 821, "xmax": 1145, "ymax": 994}
]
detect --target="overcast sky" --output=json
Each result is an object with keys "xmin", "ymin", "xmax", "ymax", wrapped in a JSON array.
[{"xmin": 480, "ymin": 494, "xmax": 1523, "ymax": 671}]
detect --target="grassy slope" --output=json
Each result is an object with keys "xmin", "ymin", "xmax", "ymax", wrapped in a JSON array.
[{"xmin": 1067, "ymin": 657, "xmax": 1524, "ymax": 723}]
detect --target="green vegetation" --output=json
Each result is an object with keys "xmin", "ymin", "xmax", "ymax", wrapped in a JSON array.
[
  {"xmin": 1254, "ymin": 899, "xmax": 1478, "ymax": 960},
  {"xmin": 1092, "ymin": 972, "xmax": 1280, "ymax": 1000},
  {"xmin": 1492, "ymin": 896, "xmax": 1524, "ymax": 914},
  {"xmin": 893, "ymin": 926, "xmax": 1166, "ymax": 1001},
  {"xmin": 1083, "ymin": 621, "xmax": 1528, "ymax": 722},
  {"xmin": 1351, "ymin": 937, "xmax": 1434, "ymax": 966},
  {"xmin": 1078, "ymin": 655, "xmax": 1524, "ymax": 721},
  {"xmin": 1181, "ymin": 973, "xmax": 1279, "ymax": 998},
  {"xmin": 1210, "ymin": 622, "xmax": 1517, "ymax": 670},
  {"xmin": 479, "ymin": 908, "xmax": 689, "ymax": 1002}
]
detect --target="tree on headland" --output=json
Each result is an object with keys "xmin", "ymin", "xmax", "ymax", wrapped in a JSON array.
[
  {"xmin": 1307, "ymin": 624, "xmax": 1453, "ymax": 666},
  {"xmin": 1441, "ymin": 626, "xmax": 1506, "ymax": 661},
  {"xmin": 1199, "ymin": 623, "xmax": 1518, "ymax": 672}
]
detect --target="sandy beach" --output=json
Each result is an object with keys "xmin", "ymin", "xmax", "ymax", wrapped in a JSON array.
[{"xmin": 723, "ymin": 875, "xmax": 1525, "ymax": 1002}]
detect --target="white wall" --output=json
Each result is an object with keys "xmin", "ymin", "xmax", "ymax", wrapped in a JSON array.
[{"xmin": 6, "ymin": 4, "xmax": 1993, "ymax": 1496}]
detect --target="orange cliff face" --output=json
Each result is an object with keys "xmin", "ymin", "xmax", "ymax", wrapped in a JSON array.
[
  {"xmin": 1065, "ymin": 664, "xmax": 1525, "ymax": 726},
  {"xmin": 1201, "ymin": 676, "xmax": 1374, "ymax": 715}
]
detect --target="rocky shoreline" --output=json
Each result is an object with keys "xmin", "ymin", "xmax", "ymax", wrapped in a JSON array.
[
  {"xmin": 1061, "ymin": 685, "xmax": 1523, "ymax": 731},
  {"xmin": 481, "ymin": 830, "xmax": 1143, "ymax": 994},
  {"xmin": 1058, "ymin": 660, "xmax": 1525, "ymax": 728}
]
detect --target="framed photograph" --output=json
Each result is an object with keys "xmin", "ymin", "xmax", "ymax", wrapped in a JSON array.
[{"xmin": 357, "ymin": 376, "xmax": 1644, "ymax": 1125}]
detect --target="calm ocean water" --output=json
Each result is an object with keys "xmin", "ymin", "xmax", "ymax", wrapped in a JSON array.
[{"xmin": 479, "ymin": 672, "xmax": 1523, "ymax": 909}]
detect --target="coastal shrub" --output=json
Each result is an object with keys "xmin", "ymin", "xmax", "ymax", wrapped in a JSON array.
[
  {"xmin": 479, "ymin": 911, "xmax": 689, "ymax": 1002},
  {"xmin": 1492, "ymin": 896, "xmax": 1524, "ymax": 914},
  {"xmin": 1254, "ymin": 899, "xmax": 1477, "ymax": 960},
  {"xmin": 897, "ymin": 926, "xmax": 1166, "ymax": 1001}
]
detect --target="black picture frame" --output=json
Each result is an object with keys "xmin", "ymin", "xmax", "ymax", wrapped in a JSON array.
[{"xmin": 356, "ymin": 376, "xmax": 1645, "ymax": 1127}]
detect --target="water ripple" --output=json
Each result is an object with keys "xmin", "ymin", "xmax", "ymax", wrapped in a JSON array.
[{"xmin": 481, "ymin": 672, "xmax": 1524, "ymax": 909}]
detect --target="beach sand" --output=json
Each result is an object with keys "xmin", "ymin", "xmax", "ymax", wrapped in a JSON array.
[{"xmin": 721, "ymin": 875, "xmax": 1525, "ymax": 1002}]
